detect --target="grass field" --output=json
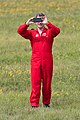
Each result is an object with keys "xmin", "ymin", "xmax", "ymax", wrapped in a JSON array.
[{"xmin": 0, "ymin": 0, "xmax": 80, "ymax": 120}]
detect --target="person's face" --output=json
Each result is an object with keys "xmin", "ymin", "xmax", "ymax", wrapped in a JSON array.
[{"xmin": 36, "ymin": 15, "xmax": 45, "ymax": 29}]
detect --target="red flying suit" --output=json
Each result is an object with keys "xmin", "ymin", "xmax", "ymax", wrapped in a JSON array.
[{"xmin": 17, "ymin": 22, "xmax": 60, "ymax": 107}]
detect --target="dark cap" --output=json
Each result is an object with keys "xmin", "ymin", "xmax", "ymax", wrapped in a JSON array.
[{"xmin": 36, "ymin": 13, "xmax": 45, "ymax": 17}]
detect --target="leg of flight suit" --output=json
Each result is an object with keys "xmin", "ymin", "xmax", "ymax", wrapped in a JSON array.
[
  {"xmin": 30, "ymin": 62, "xmax": 42, "ymax": 107},
  {"xmin": 42, "ymin": 54, "xmax": 53, "ymax": 105}
]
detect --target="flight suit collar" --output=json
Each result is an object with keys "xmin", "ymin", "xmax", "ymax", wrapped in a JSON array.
[{"xmin": 36, "ymin": 27, "xmax": 47, "ymax": 34}]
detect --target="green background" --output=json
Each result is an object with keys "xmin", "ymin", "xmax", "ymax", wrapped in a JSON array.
[{"xmin": 0, "ymin": 0, "xmax": 80, "ymax": 120}]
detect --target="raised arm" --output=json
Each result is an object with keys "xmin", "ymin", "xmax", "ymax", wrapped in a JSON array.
[
  {"xmin": 46, "ymin": 22, "xmax": 60, "ymax": 38},
  {"xmin": 17, "ymin": 17, "xmax": 34, "ymax": 40},
  {"xmin": 42, "ymin": 16, "xmax": 60, "ymax": 38}
]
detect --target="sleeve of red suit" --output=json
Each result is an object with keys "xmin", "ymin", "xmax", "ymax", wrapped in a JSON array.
[
  {"xmin": 17, "ymin": 23, "xmax": 32, "ymax": 40},
  {"xmin": 46, "ymin": 22, "xmax": 60, "ymax": 38},
  {"xmin": 17, "ymin": 22, "xmax": 60, "ymax": 40}
]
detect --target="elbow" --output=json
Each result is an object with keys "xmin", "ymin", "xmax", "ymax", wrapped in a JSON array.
[
  {"xmin": 54, "ymin": 28, "xmax": 60, "ymax": 37},
  {"xmin": 56, "ymin": 28, "xmax": 60, "ymax": 36},
  {"xmin": 58, "ymin": 28, "xmax": 60, "ymax": 34},
  {"xmin": 17, "ymin": 27, "xmax": 21, "ymax": 35},
  {"xmin": 17, "ymin": 23, "xmax": 27, "ymax": 35}
]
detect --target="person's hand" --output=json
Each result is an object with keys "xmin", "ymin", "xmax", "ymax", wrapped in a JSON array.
[
  {"xmin": 42, "ymin": 16, "xmax": 48, "ymax": 25},
  {"xmin": 26, "ymin": 17, "xmax": 34, "ymax": 26}
]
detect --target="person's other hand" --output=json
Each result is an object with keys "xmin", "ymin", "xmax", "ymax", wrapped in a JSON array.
[{"xmin": 42, "ymin": 16, "xmax": 48, "ymax": 25}]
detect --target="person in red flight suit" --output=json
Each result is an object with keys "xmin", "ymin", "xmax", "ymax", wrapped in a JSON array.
[{"xmin": 17, "ymin": 13, "xmax": 60, "ymax": 108}]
